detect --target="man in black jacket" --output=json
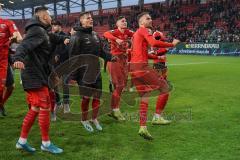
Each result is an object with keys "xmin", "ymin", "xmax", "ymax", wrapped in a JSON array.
[
  {"xmin": 13, "ymin": 6, "xmax": 68, "ymax": 154},
  {"xmin": 68, "ymin": 12, "xmax": 114, "ymax": 132},
  {"xmin": 51, "ymin": 20, "xmax": 70, "ymax": 120}
]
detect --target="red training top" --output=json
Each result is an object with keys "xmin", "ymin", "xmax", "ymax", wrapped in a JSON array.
[
  {"xmin": 130, "ymin": 27, "xmax": 173, "ymax": 63},
  {"xmin": 103, "ymin": 28, "xmax": 134, "ymax": 55},
  {"xmin": 0, "ymin": 18, "xmax": 18, "ymax": 48}
]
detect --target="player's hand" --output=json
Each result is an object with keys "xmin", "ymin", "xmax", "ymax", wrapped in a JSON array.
[
  {"xmin": 149, "ymin": 50, "xmax": 155, "ymax": 54},
  {"xmin": 116, "ymin": 39, "xmax": 124, "ymax": 45},
  {"xmin": 64, "ymin": 38, "xmax": 70, "ymax": 45},
  {"xmin": 13, "ymin": 61, "xmax": 25, "ymax": 69},
  {"xmin": 158, "ymin": 56, "xmax": 165, "ymax": 60},
  {"xmin": 172, "ymin": 39, "xmax": 180, "ymax": 46}
]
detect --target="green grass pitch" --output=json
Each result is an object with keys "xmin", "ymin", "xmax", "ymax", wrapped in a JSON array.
[{"xmin": 0, "ymin": 55, "xmax": 240, "ymax": 160}]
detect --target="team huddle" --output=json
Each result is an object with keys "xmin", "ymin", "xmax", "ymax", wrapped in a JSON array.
[{"xmin": 0, "ymin": 5, "xmax": 180, "ymax": 154}]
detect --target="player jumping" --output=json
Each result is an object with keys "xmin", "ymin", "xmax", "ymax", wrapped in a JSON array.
[
  {"xmin": 103, "ymin": 16, "xmax": 134, "ymax": 121},
  {"xmin": 129, "ymin": 12, "xmax": 180, "ymax": 140}
]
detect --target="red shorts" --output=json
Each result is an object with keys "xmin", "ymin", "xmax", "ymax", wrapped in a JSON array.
[
  {"xmin": 26, "ymin": 86, "xmax": 51, "ymax": 109},
  {"xmin": 0, "ymin": 47, "xmax": 9, "ymax": 90},
  {"xmin": 129, "ymin": 63, "xmax": 169, "ymax": 95},
  {"xmin": 107, "ymin": 54, "xmax": 128, "ymax": 88}
]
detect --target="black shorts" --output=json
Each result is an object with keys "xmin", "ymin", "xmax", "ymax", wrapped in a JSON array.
[
  {"xmin": 153, "ymin": 62, "xmax": 167, "ymax": 71},
  {"xmin": 5, "ymin": 65, "xmax": 14, "ymax": 87},
  {"xmin": 72, "ymin": 68, "xmax": 102, "ymax": 98}
]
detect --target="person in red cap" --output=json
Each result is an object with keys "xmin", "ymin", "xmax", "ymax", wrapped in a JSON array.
[
  {"xmin": 103, "ymin": 16, "xmax": 134, "ymax": 121},
  {"xmin": 0, "ymin": 3, "xmax": 22, "ymax": 116},
  {"xmin": 129, "ymin": 12, "xmax": 180, "ymax": 140},
  {"xmin": 148, "ymin": 31, "xmax": 171, "ymax": 125}
]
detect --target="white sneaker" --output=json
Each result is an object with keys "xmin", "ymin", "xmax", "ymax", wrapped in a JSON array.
[
  {"xmin": 129, "ymin": 87, "xmax": 134, "ymax": 92},
  {"xmin": 63, "ymin": 104, "xmax": 70, "ymax": 113},
  {"xmin": 91, "ymin": 119, "xmax": 103, "ymax": 131},
  {"xmin": 81, "ymin": 121, "xmax": 94, "ymax": 132},
  {"xmin": 55, "ymin": 104, "xmax": 63, "ymax": 112}
]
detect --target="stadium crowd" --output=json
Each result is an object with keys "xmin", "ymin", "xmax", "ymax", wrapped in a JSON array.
[{"xmin": 12, "ymin": 0, "xmax": 240, "ymax": 43}]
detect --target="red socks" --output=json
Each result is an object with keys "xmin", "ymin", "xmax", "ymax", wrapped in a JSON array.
[
  {"xmin": 81, "ymin": 97, "xmax": 90, "ymax": 121},
  {"xmin": 81, "ymin": 97, "xmax": 100, "ymax": 121},
  {"xmin": 111, "ymin": 87, "xmax": 123, "ymax": 109},
  {"xmin": 20, "ymin": 108, "xmax": 50, "ymax": 141},
  {"xmin": 155, "ymin": 93, "xmax": 169, "ymax": 115},
  {"xmin": 139, "ymin": 101, "xmax": 148, "ymax": 126},
  {"xmin": 92, "ymin": 98, "xmax": 100, "ymax": 120},
  {"xmin": 38, "ymin": 110, "xmax": 50, "ymax": 141},
  {"xmin": 20, "ymin": 109, "xmax": 38, "ymax": 139}
]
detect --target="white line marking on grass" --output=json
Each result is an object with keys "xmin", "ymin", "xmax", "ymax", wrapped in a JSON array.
[{"xmin": 168, "ymin": 62, "xmax": 210, "ymax": 66}]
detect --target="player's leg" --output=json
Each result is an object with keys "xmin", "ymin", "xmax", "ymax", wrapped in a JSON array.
[
  {"xmin": 16, "ymin": 106, "xmax": 39, "ymax": 153},
  {"xmin": 152, "ymin": 63, "xmax": 171, "ymax": 125},
  {"xmin": 54, "ymin": 86, "xmax": 62, "ymax": 109},
  {"xmin": 62, "ymin": 74, "xmax": 70, "ymax": 113},
  {"xmin": 130, "ymin": 73, "xmax": 153, "ymax": 139},
  {"xmin": 0, "ymin": 50, "xmax": 8, "ymax": 116},
  {"xmin": 1, "ymin": 64, "xmax": 14, "ymax": 116},
  {"xmin": 152, "ymin": 93, "xmax": 171, "ymax": 125},
  {"xmin": 16, "ymin": 89, "xmax": 40, "ymax": 153},
  {"xmin": 137, "ymin": 91, "xmax": 153, "ymax": 140},
  {"xmin": 107, "ymin": 58, "xmax": 126, "ymax": 121},
  {"xmin": 91, "ymin": 97, "xmax": 102, "ymax": 131},
  {"xmin": 38, "ymin": 87, "xmax": 63, "ymax": 154},
  {"xmin": 81, "ymin": 96, "xmax": 94, "ymax": 132},
  {"xmin": 49, "ymin": 90, "xmax": 57, "ymax": 121},
  {"xmin": 90, "ymin": 76, "xmax": 103, "ymax": 130}
]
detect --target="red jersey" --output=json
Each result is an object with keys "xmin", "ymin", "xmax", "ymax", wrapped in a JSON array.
[
  {"xmin": 0, "ymin": 18, "xmax": 18, "ymax": 48},
  {"xmin": 130, "ymin": 27, "xmax": 173, "ymax": 63},
  {"xmin": 103, "ymin": 28, "xmax": 134, "ymax": 55},
  {"xmin": 148, "ymin": 48, "xmax": 168, "ymax": 63}
]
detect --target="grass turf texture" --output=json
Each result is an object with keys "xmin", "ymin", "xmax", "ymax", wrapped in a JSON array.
[{"xmin": 0, "ymin": 55, "xmax": 240, "ymax": 160}]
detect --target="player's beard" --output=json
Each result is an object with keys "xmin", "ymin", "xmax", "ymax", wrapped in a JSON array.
[{"xmin": 146, "ymin": 24, "xmax": 153, "ymax": 29}]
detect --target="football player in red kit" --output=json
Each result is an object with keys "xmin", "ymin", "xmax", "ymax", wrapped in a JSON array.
[
  {"xmin": 13, "ymin": 7, "xmax": 68, "ymax": 154},
  {"xmin": 148, "ymin": 31, "xmax": 171, "ymax": 125},
  {"xmin": 103, "ymin": 16, "xmax": 134, "ymax": 121},
  {"xmin": 129, "ymin": 12, "xmax": 180, "ymax": 140},
  {"xmin": 0, "ymin": 3, "xmax": 22, "ymax": 116}
]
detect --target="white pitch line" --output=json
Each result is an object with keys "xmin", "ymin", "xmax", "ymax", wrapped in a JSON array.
[{"xmin": 168, "ymin": 62, "xmax": 210, "ymax": 66}]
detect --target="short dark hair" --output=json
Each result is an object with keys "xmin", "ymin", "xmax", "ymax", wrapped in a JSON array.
[
  {"xmin": 52, "ymin": 20, "xmax": 62, "ymax": 26},
  {"xmin": 137, "ymin": 12, "xmax": 149, "ymax": 23},
  {"xmin": 79, "ymin": 11, "xmax": 91, "ymax": 18},
  {"xmin": 116, "ymin": 16, "xmax": 126, "ymax": 21},
  {"xmin": 35, "ymin": 6, "xmax": 48, "ymax": 14}
]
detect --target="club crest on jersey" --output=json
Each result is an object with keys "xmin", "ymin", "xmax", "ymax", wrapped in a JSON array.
[{"xmin": 0, "ymin": 24, "xmax": 6, "ymax": 29}]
